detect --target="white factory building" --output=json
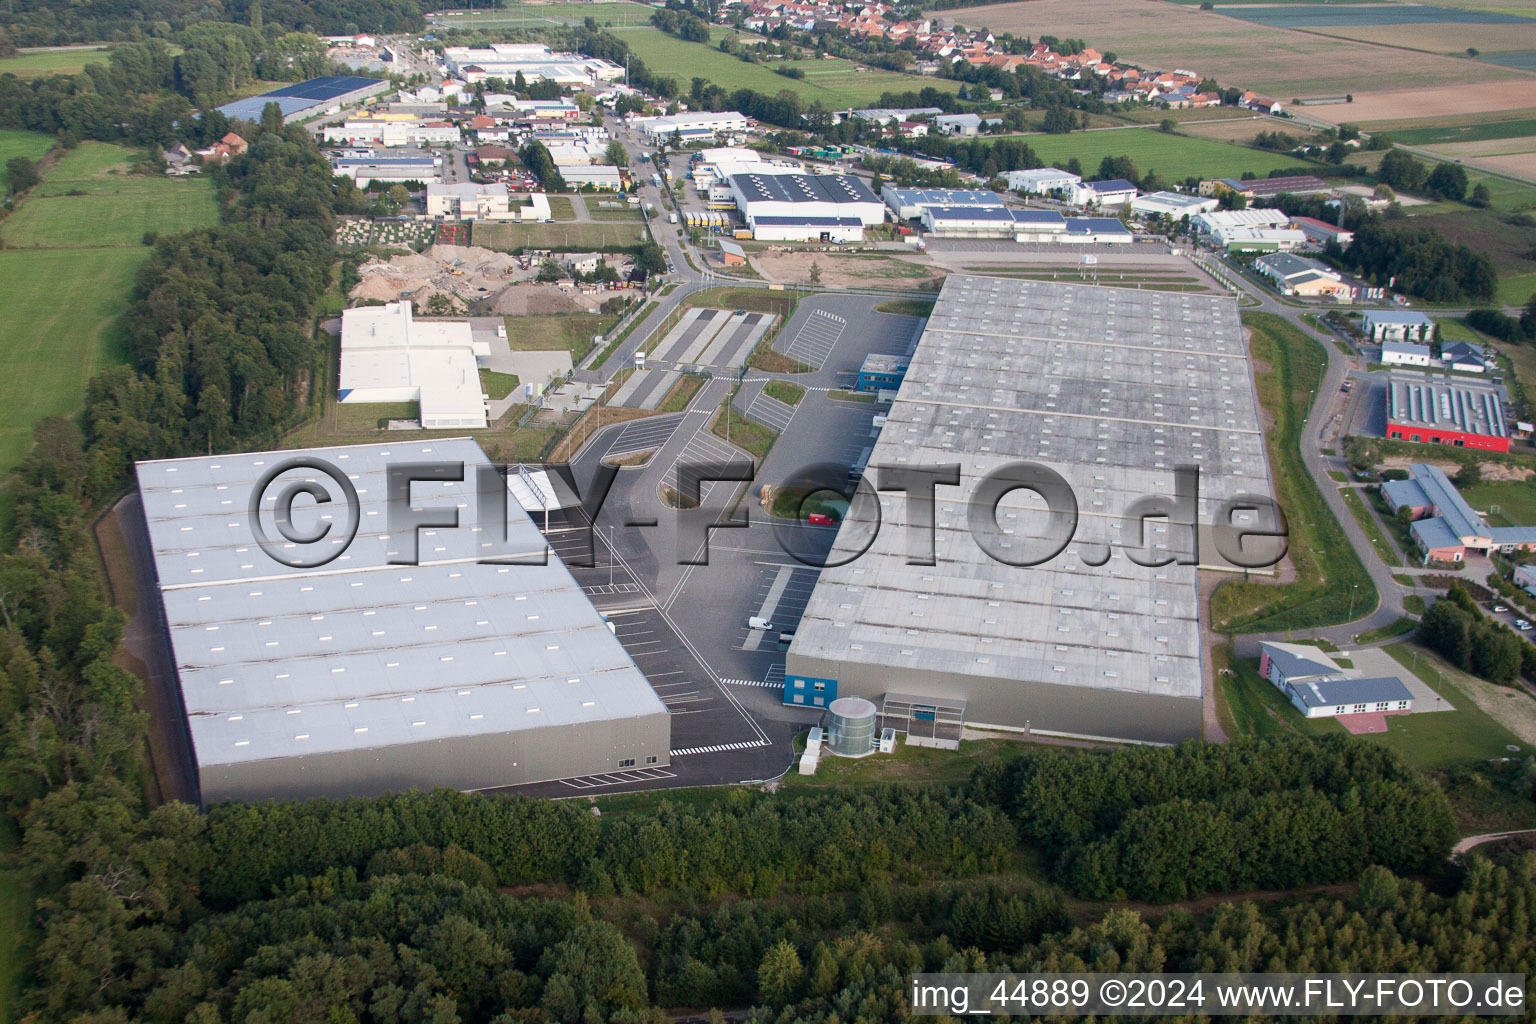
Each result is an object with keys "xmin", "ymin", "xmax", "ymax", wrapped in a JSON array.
[
  {"xmin": 323, "ymin": 115, "xmax": 460, "ymax": 147},
  {"xmin": 690, "ymin": 147, "xmax": 800, "ymax": 189},
  {"xmin": 331, "ymin": 150, "xmax": 440, "ymax": 187},
  {"xmin": 1069, "ymin": 178, "xmax": 1138, "ymax": 209},
  {"xmin": 730, "ymin": 172, "xmax": 885, "ymax": 241},
  {"xmin": 442, "ymin": 43, "xmax": 623, "ymax": 85},
  {"xmin": 631, "ymin": 111, "xmax": 754, "ymax": 144},
  {"xmin": 1191, "ymin": 208, "xmax": 1291, "ymax": 234},
  {"xmin": 1004, "ymin": 167, "xmax": 1081, "ymax": 195},
  {"xmin": 882, "ymin": 186, "xmax": 1004, "ymax": 221},
  {"xmin": 339, "ymin": 302, "xmax": 490, "ymax": 430},
  {"xmin": 1129, "ymin": 191, "xmax": 1220, "ymax": 219}
]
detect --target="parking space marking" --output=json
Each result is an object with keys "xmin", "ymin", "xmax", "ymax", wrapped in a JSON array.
[
  {"xmin": 583, "ymin": 582, "xmax": 642, "ymax": 596},
  {"xmin": 782, "ymin": 309, "xmax": 846, "ymax": 368},
  {"xmin": 745, "ymin": 389, "xmax": 795, "ymax": 433},
  {"xmin": 559, "ymin": 767, "xmax": 677, "ymax": 789},
  {"xmin": 721, "ymin": 677, "xmax": 783, "ymax": 689},
  {"xmin": 670, "ymin": 739, "xmax": 773, "ymax": 756}
]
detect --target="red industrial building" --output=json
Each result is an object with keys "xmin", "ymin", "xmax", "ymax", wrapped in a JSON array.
[{"xmin": 1385, "ymin": 374, "xmax": 1511, "ymax": 453}]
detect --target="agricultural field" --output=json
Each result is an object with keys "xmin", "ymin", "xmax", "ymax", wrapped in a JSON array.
[
  {"xmin": 0, "ymin": 142, "xmax": 218, "ymax": 247},
  {"xmin": 1480, "ymin": 51, "xmax": 1536, "ymax": 69},
  {"xmin": 472, "ymin": 219, "xmax": 647, "ymax": 250},
  {"xmin": 0, "ymin": 129, "xmax": 53, "ymax": 191},
  {"xmin": 432, "ymin": 1, "xmax": 653, "ymax": 26},
  {"xmin": 0, "ymin": 249, "xmax": 144, "ymax": 476},
  {"xmin": 0, "ymin": 142, "xmax": 216, "ymax": 477},
  {"xmin": 1387, "ymin": 118, "xmax": 1536, "ymax": 145},
  {"xmin": 618, "ymin": 28, "xmax": 961, "ymax": 105},
  {"xmin": 0, "ymin": 45, "xmax": 111, "ymax": 78},
  {"xmin": 932, "ymin": 0, "xmax": 1527, "ymax": 110},
  {"xmin": 989, "ymin": 127, "xmax": 1325, "ymax": 181},
  {"xmin": 1218, "ymin": 2, "xmax": 1536, "ymax": 58}
]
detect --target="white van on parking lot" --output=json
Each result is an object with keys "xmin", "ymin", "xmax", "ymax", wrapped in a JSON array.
[{"xmin": 748, "ymin": 616, "xmax": 774, "ymax": 631}]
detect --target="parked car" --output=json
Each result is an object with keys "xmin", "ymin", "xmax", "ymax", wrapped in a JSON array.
[
  {"xmin": 1517, "ymin": 620, "xmax": 1532, "ymax": 631},
  {"xmin": 1494, "ymin": 604, "xmax": 1509, "ymax": 613},
  {"xmin": 807, "ymin": 512, "xmax": 836, "ymax": 526}
]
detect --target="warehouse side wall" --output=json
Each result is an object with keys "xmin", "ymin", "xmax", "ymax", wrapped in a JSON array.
[
  {"xmin": 786, "ymin": 654, "xmax": 1203, "ymax": 745},
  {"xmin": 197, "ymin": 711, "xmax": 672, "ymax": 804}
]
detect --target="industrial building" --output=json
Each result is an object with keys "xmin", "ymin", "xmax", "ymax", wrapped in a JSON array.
[
  {"xmin": 1199, "ymin": 175, "xmax": 1331, "ymax": 200},
  {"xmin": 555, "ymin": 164, "xmax": 624, "ymax": 190},
  {"xmin": 856, "ymin": 353, "xmax": 909, "ymax": 392},
  {"xmin": 1381, "ymin": 340, "xmax": 1432, "ymax": 368},
  {"xmin": 1253, "ymin": 252, "xmax": 1350, "ymax": 298},
  {"xmin": 442, "ymin": 43, "xmax": 624, "ymax": 85},
  {"xmin": 426, "ymin": 182, "xmax": 518, "ymax": 220},
  {"xmin": 217, "ymin": 75, "xmax": 390, "ymax": 123},
  {"xmin": 632, "ymin": 111, "xmax": 755, "ymax": 144},
  {"xmin": 1291, "ymin": 216, "xmax": 1354, "ymax": 248},
  {"xmin": 882, "ymin": 187, "xmax": 1004, "ymax": 221},
  {"xmin": 1363, "ymin": 309, "xmax": 1435, "ymax": 343},
  {"xmin": 1191, "ymin": 209, "xmax": 1291, "ymax": 234},
  {"xmin": 331, "ymin": 150, "xmax": 440, "ymax": 187},
  {"xmin": 322, "ymin": 114, "xmax": 460, "ymax": 147},
  {"xmin": 1003, "ymin": 167, "xmax": 1081, "ymax": 195},
  {"xmin": 1385, "ymin": 373, "xmax": 1510, "ymax": 453},
  {"xmin": 1129, "ymin": 191, "xmax": 1219, "ymax": 219},
  {"xmin": 134, "ymin": 438, "xmax": 671, "ymax": 804},
  {"xmin": 919, "ymin": 205, "xmax": 1023, "ymax": 238},
  {"xmin": 730, "ymin": 172, "xmax": 884, "ymax": 241},
  {"xmin": 785, "ymin": 276, "xmax": 1275, "ymax": 745},
  {"xmin": 1209, "ymin": 225, "xmax": 1308, "ymax": 252},
  {"xmin": 340, "ymin": 302, "xmax": 490, "ymax": 429},
  {"xmin": 1069, "ymin": 178, "xmax": 1138, "ymax": 209}
]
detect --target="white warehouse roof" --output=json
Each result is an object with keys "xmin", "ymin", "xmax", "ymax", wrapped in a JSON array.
[
  {"xmin": 135, "ymin": 439, "xmax": 668, "ymax": 773},
  {"xmin": 340, "ymin": 302, "xmax": 489, "ymax": 429}
]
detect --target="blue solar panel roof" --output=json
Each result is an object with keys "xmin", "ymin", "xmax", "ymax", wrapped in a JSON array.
[{"xmin": 264, "ymin": 75, "xmax": 384, "ymax": 100}]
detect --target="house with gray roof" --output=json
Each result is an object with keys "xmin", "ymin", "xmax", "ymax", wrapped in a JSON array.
[{"xmin": 1257, "ymin": 641, "xmax": 1413, "ymax": 719}]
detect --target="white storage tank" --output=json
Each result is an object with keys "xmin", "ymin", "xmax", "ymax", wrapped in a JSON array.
[{"xmin": 826, "ymin": 697, "xmax": 877, "ymax": 757}]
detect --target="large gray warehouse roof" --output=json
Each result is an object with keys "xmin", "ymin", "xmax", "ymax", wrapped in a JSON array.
[
  {"xmin": 789, "ymin": 275, "xmax": 1273, "ymax": 704},
  {"xmin": 729, "ymin": 172, "xmax": 879, "ymax": 206},
  {"xmin": 136, "ymin": 439, "xmax": 666, "ymax": 772}
]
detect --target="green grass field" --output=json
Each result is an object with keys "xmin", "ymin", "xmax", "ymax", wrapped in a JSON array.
[
  {"xmin": 1209, "ymin": 313, "xmax": 1376, "ymax": 632},
  {"xmin": 0, "ymin": 129, "xmax": 53, "ymax": 191},
  {"xmin": 473, "ymin": 219, "xmax": 646, "ymax": 251},
  {"xmin": 1460, "ymin": 481, "xmax": 1536, "ymax": 526},
  {"xmin": 988, "ymin": 127, "xmax": 1325, "ymax": 182},
  {"xmin": 0, "ymin": 250, "xmax": 144, "ymax": 476},
  {"xmin": 1388, "ymin": 117, "xmax": 1536, "ymax": 146},
  {"xmin": 1498, "ymin": 271, "xmax": 1536, "ymax": 304},
  {"xmin": 1, "ymin": 142, "xmax": 217, "ymax": 248},
  {"xmin": 503, "ymin": 311, "xmax": 623, "ymax": 362},
  {"xmin": 0, "ymin": 46, "xmax": 111, "ymax": 79},
  {"xmin": 0, "ymin": 141, "xmax": 215, "ymax": 477},
  {"xmin": 434, "ymin": 2, "xmax": 654, "ymax": 26},
  {"xmin": 618, "ymin": 28, "xmax": 961, "ymax": 106}
]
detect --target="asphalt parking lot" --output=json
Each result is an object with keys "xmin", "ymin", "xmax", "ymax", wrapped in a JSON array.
[{"xmin": 513, "ymin": 294, "xmax": 929, "ymax": 793}]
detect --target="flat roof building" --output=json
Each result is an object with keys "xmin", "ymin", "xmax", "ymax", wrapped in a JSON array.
[
  {"xmin": 633, "ymin": 111, "xmax": 754, "ymax": 143},
  {"xmin": 1363, "ymin": 309, "xmax": 1435, "ymax": 343},
  {"xmin": 731, "ymin": 172, "xmax": 884, "ymax": 239},
  {"xmin": 1382, "ymin": 340, "xmax": 1432, "ymax": 367},
  {"xmin": 134, "ymin": 438, "xmax": 671, "ymax": 803},
  {"xmin": 1386, "ymin": 373, "xmax": 1509, "ymax": 453},
  {"xmin": 1129, "ymin": 191, "xmax": 1220, "ymax": 219},
  {"xmin": 332, "ymin": 150, "xmax": 440, "ymax": 187},
  {"xmin": 785, "ymin": 276, "xmax": 1275, "ymax": 745},
  {"xmin": 217, "ymin": 75, "xmax": 390, "ymax": 124},
  {"xmin": 1004, "ymin": 167, "xmax": 1080, "ymax": 195},
  {"xmin": 1069, "ymin": 178, "xmax": 1138, "ymax": 209},
  {"xmin": 883, "ymin": 186, "xmax": 1004, "ymax": 220},
  {"xmin": 340, "ymin": 302, "xmax": 489, "ymax": 429}
]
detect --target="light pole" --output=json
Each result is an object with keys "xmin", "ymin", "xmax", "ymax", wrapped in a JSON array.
[
  {"xmin": 608, "ymin": 524, "xmax": 615, "ymax": 587},
  {"xmin": 1349, "ymin": 583, "xmax": 1358, "ymax": 620}
]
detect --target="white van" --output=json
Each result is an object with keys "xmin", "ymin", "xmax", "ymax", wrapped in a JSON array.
[{"xmin": 748, "ymin": 616, "xmax": 774, "ymax": 631}]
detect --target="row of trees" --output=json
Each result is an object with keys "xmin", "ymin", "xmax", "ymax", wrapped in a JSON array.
[
  {"xmin": 1468, "ymin": 299, "xmax": 1536, "ymax": 343},
  {"xmin": 1340, "ymin": 220, "xmax": 1499, "ymax": 304},
  {"xmin": 2, "ymin": 0, "xmax": 432, "ymax": 47},
  {"xmin": 971, "ymin": 737, "xmax": 1458, "ymax": 902},
  {"xmin": 1418, "ymin": 583, "xmax": 1533, "ymax": 686}
]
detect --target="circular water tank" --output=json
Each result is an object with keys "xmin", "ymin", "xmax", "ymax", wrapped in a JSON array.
[{"xmin": 826, "ymin": 696, "xmax": 877, "ymax": 757}]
